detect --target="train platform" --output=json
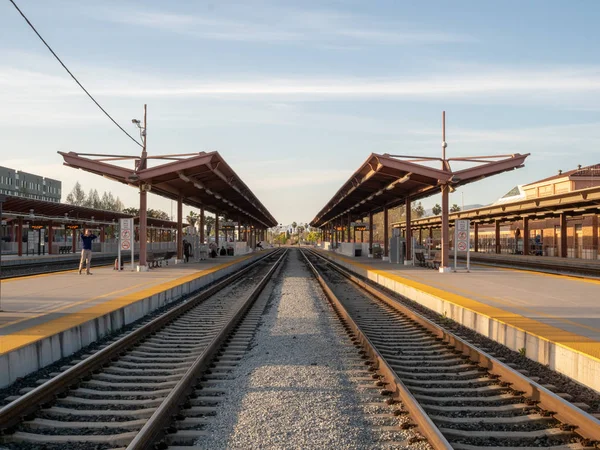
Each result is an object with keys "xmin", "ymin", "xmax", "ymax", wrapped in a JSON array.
[
  {"xmin": 315, "ymin": 249, "xmax": 600, "ymax": 393},
  {"xmin": 0, "ymin": 251, "xmax": 120, "ymax": 267},
  {"xmin": 0, "ymin": 250, "xmax": 272, "ymax": 388}
]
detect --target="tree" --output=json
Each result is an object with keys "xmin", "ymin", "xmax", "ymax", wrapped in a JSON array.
[
  {"xmin": 187, "ymin": 211, "xmax": 198, "ymax": 228},
  {"xmin": 66, "ymin": 182, "xmax": 86, "ymax": 206},
  {"xmin": 204, "ymin": 216, "xmax": 215, "ymax": 237},
  {"xmin": 291, "ymin": 221, "xmax": 297, "ymax": 233},
  {"xmin": 450, "ymin": 204, "xmax": 461, "ymax": 213},
  {"xmin": 123, "ymin": 207, "xmax": 139, "ymax": 216},
  {"xmin": 432, "ymin": 204, "xmax": 442, "ymax": 216},
  {"xmin": 147, "ymin": 209, "xmax": 170, "ymax": 220},
  {"xmin": 86, "ymin": 189, "xmax": 101, "ymax": 209},
  {"xmin": 412, "ymin": 201, "xmax": 425, "ymax": 219}
]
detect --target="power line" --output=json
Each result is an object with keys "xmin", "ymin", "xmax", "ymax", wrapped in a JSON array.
[{"xmin": 9, "ymin": 0, "xmax": 143, "ymax": 148}]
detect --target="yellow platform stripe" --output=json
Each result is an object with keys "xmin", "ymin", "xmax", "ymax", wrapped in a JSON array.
[
  {"xmin": 0, "ymin": 254, "xmax": 256, "ymax": 355},
  {"xmin": 318, "ymin": 251, "xmax": 600, "ymax": 362}
]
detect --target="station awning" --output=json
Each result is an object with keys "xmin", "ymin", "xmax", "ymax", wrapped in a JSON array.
[
  {"xmin": 310, "ymin": 152, "xmax": 529, "ymax": 227},
  {"xmin": 0, "ymin": 195, "xmax": 178, "ymax": 228},
  {"xmin": 59, "ymin": 151, "xmax": 277, "ymax": 228},
  {"xmin": 393, "ymin": 185, "xmax": 600, "ymax": 229}
]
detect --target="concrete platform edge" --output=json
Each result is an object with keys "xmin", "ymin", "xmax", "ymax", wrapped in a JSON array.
[
  {"xmin": 0, "ymin": 253, "xmax": 265, "ymax": 388},
  {"xmin": 318, "ymin": 250, "xmax": 600, "ymax": 394}
]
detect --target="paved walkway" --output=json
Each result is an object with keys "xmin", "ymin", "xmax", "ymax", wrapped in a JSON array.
[{"xmin": 0, "ymin": 254, "xmax": 256, "ymax": 355}]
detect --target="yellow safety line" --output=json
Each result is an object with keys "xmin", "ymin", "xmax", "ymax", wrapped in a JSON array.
[
  {"xmin": 470, "ymin": 262, "xmax": 600, "ymax": 285},
  {"xmin": 0, "ymin": 264, "xmax": 115, "ymax": 283},
  {"xmin": 0, "ymin": 255, "xmax": 255, "ymax": 355},
  {"xmin": 0, "ymin": 281, "xmax": 150, "ymax": 330},
  {"xmin": 318, "ymin": 251, "xmax": 600, "ymax": 362}
]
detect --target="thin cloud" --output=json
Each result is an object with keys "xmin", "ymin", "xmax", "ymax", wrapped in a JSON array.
[{"xmin": 99, "ymin": 6, "xmax": 471, "ymax": 45}]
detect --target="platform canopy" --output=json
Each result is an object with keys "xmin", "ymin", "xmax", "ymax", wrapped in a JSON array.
[
  {"xmin": 311, "ymin": 152, "xmax": 529, "ymax": 227},
  {"xmin": 59, "ymin": 151, "xmax": 277, "ymax": 228},
  {"xmin": 0, "ymin": 195, "xmax": 178, "ymax": 228}
]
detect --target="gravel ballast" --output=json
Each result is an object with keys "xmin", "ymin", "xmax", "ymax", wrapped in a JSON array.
[{"xmin": 195, "ymin": 250, "xmax": 428, "ymax": 450}]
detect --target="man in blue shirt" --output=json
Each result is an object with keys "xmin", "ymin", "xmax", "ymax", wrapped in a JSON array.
[{"xmin": 79, "ymin": 229, "xmax": 98, "ymax": 275}]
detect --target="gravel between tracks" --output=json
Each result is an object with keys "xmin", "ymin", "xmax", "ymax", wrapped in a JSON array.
[{"xmin": 196, "ymin": 251, "xmax": 428, "ymax": 450}]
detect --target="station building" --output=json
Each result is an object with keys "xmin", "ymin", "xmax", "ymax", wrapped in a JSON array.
[
  {"xmin": 0, "ymin": 166, "xmax": 61, "ymax": 203},
  {"xmin": 394, "ymin": 163, "xmax": 600, "ymax": 260}
]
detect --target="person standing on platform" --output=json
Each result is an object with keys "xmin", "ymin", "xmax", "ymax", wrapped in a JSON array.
[
  {"xmin": 78, "ymin": 229, "xmax": 97, "ymax": 275},
  {"xmin": 183, "ymin": 239, "xmax": 192, "ymax": 263}
]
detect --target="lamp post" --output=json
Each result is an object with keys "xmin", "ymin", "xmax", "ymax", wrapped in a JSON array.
[{"xmin": 0, "ymin": 194, "xmax": 6, "ymax": 311}]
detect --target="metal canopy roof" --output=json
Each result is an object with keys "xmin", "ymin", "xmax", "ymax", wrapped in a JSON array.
[
  {"xmin": 310, "ymin": 152, "xmax": 529, "ymax": 227},
  {"xmin": 393, "ymin": 185, "xmax": 600, "ymax": 228},
  {"xmin": 0, "ymin": 194, "xmax": 178, "ymax": 228},
  {"xmin": 59, "ymin": 151, "xmax": 277, "ymax": 228}
]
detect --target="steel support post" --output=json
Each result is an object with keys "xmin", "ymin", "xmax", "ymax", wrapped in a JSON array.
[
  {"xmin": 560, "ymin": 213, "xmax": 567, "ymax": 257},
  {"xmin": 215, "ymin": 214, "xmax": 219, "ymax": 246},
  {"xmin": 139, "ymin": 187, "xmax": 148, "ymax": 267},
  {"xmin": 200, "ymin": 207, "xmax": 205, "ymax": 244},
  {"xmin": 474, "ymin": 222, "xmax": 479, "ymax": 253},
  {"xmin": 523, "ymin": 216, "xmax": 529, "ymax": 256},
  {"xmin": 368, "ymin": 211, "xmax": 373, "ymax": 256},
  {"xmin": 495, "ymin": 219, "xmax": 501, "ymax": 254},
  {"xmin": 384, "ymin": 206, "xmax": 389, "ymax": 258},
  {"xmin": 177, "ymin": 197, "xmax": 183, "ymax": 260},
  {"xmin": 405, "ymin": 197, "xmax": 412, "ymax": 263},
  {"xmin": 441, "ymin": 185, "xmax": 450, "ymax": 269}
]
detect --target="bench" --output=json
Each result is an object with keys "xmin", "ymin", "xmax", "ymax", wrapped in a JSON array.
[
  {"xmin": 147, "ymin": 251, "xmax": 177, "ymax": 268},
  {"xmin": 414, "ymin": 251, "xmax": 427, "ymax": 267},
  {"xmin": 59, "ymin": 246, "xmax": 72, "ymax": 254},
  {"xmin": 427, "ymin": 251, "xmax": 441, "ymax": 270}
]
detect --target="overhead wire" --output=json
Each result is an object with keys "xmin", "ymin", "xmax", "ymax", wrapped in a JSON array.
[{"xmin": 8, "ymin": 0, "xmax": 143, "ymax": 148}]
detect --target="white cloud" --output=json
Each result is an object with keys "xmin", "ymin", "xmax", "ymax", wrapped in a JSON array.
[{"xmin": 100, "ymin": 6, "xmax": 471, "ymax": 46}]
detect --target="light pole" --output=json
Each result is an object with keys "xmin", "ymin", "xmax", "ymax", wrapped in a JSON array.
[{"xmin": 132, "ymin": 105, "xmax": 148, "ymax": 270}]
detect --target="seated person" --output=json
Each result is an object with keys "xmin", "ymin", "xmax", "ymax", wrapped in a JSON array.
[
  {"xmin": 256, "ymin": 241, "xmax": 263, "ymax": 250},
  {"xmin": 219, "ymin": 246, "xmax": 227, "ymax": 256},
  {"xmin": 210, "ymin": 248, "xmax": 217, "ymax": 258}
]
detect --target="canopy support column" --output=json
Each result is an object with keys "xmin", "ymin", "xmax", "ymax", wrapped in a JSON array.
[
  {"xmin": 440, "ymin": 184, "xmax": 450, "ymax": 271},
  {"xmin": 384, "ymin": 206, "xmax": 389, "ymax": 260},
  {"xmin": 17, "ymin": 217, "xmax": 23, "ymax": 256},
  {"xmin": 560, "ymin": 213, "xmax": 567, "ymax": 257},
  {"xmin": 200, "ymin": 207, "xmax": 205, "ymax": 244},
  {"xmin": 523, "ymin": 217, "xmax": 529, "ymax": 256},
  {"xmin": 215, "ymin": 214, "xmax": 220, "ymax": 246},
  {"xmin": 177, "ymin": 196, "xmax": 183, "ymax": 261},
  {"xmin": 495, "ymin": 220, "xmax": 501, "ymax": 254},
  {"xmin": 48, "ymin": 222, "xmax": 54, "ymax": 255},
  {"xmin": 139, "ymin": 186, "xmax": 148, "ymax": 269},
  {"xmin": 474, "ymin": 223, "xmax": 479, "ymax": 253},
  {"xmin": 368, "ymin": 212, "xmax": 373, "ymax": 257},
  {"xmin": 405, "ymin": 197, "xmax": 412, "ymax": 264}
]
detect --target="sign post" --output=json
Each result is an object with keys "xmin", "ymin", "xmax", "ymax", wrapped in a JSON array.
[
  {"xmin": 118, "ymin": 218, "xmax": 134, "ymax": 271},
  {"xmin": 454, "ymin": 219, "xmax": 470, "ymax": 272}
]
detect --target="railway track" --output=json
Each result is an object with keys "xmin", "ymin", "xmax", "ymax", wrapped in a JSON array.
[
  {"xmin": 301, "ymin": 249, "xmax": 600, "ymax": 449},
  {"xmin": 0, "ymin": 255, "xmax": 120, "ymax": 279},
  {"xmin": 0, "ymin": 249, "xmax": 286, "ymax": 449}
]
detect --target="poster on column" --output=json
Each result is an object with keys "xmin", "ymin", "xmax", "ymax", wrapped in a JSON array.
[
  {"xmin": 454, "ymin": 219, "xmax": 470, "ymax": 272},
  {"xmin": 118, "ymin": 218, "xmax": 134, "ymax": 271}
]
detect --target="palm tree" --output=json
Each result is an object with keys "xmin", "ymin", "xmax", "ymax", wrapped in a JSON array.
[
  {"xmin": 204, "ymin": 216, "xmax": 215, "ymax": 237},
  {"xmin": 186, "ymin": 211, "xmax": 198, "ymax": 228}
]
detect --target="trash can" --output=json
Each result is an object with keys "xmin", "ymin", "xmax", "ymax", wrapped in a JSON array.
[{"xmin": 354, "ymin": 248, "xmax": 362, "ymax": 257}]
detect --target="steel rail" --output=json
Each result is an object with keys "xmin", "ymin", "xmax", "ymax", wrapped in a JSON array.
[
  {"xmin": 0, "ymin": 249, "xmax": 282, "ymax": 433},
  {"xmin": 307, "ymin": 249, "xmax": 600, "ymax": 443},
  {"xmin": 300, "ymin": 249, "xmax": 453, "ymax": 450},
  {"xmin": 127, "ymin": 249, "xmax": 287, "ymax": 449}
]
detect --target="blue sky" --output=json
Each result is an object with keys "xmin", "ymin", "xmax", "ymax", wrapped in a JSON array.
[{"xmin": 1, "ymin": 0, "xmax": 599, "ymax": 225}]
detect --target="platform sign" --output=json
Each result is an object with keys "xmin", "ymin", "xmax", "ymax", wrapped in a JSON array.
[
  {"xmin": 221, "ymin": 221, "xmax": 237, "ymax": 230},
  {"xmin": 454, "ymin": 219, "xmax": 470, "ymax": 272},
  {"xmin": 118, "ymin": 218, "xmax": 134, "ymax": 271},
  {"xmin": 351, "ymin": 222, "xmax": 369, "ymax": 231}
]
